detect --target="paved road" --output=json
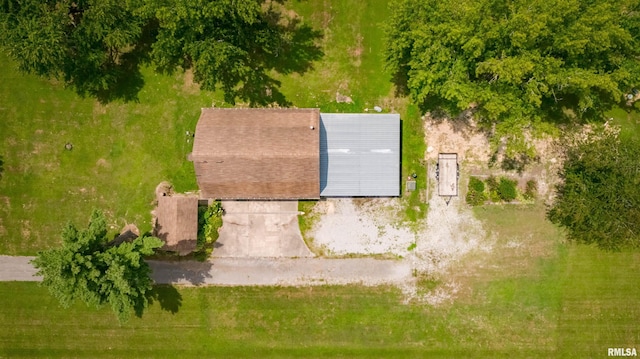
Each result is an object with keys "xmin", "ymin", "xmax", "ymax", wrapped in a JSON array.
[
  {"xmin": 0, "ymin": 256, "xmax": 41, "ymax": 281},
  {"xmin": 0, "ymin": 255, "xmax": 411, "ymax": 286}
]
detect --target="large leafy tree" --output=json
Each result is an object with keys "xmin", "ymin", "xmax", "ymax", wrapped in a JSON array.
[
  {"xmin": 548, "ymin": 127, "xmax": 640, "ymax": 250},
  {"xmin": 0, "ymin": 0, "xmax": 148, "ymax": 101},
  {"xmin": 0, "ymin": 0, "xmax": 321, "ymax": 104},
  {"xmin": 386, "ymin": 0, "xmax": 640, "ymax": 158},
  {"xmin": 32, "ymin": 210, "xmax": 163, "ymax": 322},
  {"xmin": 144, "ymin": 0, "xmax": 322, "ymax": 106}
]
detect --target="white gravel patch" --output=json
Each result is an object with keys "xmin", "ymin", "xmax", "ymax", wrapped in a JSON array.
[
  {"xmin": 310, "ymin": 198, "xmax": 416, "ymax": 256},
  {"xmin": 412, "ymin": 194, "xmax": 490, "ymax": 274}
]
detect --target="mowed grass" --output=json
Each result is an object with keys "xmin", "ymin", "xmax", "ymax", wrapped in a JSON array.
[
  {"xmin": 0, "ymin": 282, "xmax": 556, "ymax": 358},
  {"xmin": 0, "ymin": 54, "xmax": 215, "ymax": 254},
  {"xmin": 471, "ymin": 205, "xmax": 640, "ymax": 357},
  {"xmin": 4, "ymin": 206, "xmax": 637, "ymax": 358}
]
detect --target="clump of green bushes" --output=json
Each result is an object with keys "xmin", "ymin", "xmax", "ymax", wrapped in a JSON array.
[
  {"xmin": 466, "ymin": 176, "xmax": 536, "ymax": 206},
  {"xmin": 466, "ymin": 176, "xmax": 487, "ymax": 206},
  {"xmin": 497, "ymin": 177, "xmax": 518, "ymax": 201},
  {"xmin": 196, "ymin": 201, "xmax": 223, "ymax": 260}
]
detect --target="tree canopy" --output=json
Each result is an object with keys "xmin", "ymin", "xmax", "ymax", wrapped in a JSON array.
[
  {"xmin": 144, "ymin": 0, "xmax": 322, "ymax": 106},
  {"xmin": 31, "ymin": 210, "xmax": 163, "ymax": 322},
  {"xmin": 547, "ymin": 126, "xmax": 640, "ymax": 250},
  {"xmin": 0, "ymin": 0, "xmax": 322, "ymax": 104},
  {"xmin": 0, "ymin": 0, "xmax": 148, "ymax": 101},
  {"xmin": 385, "ymin": 0, "xmax": 640, "ymax": 158}
]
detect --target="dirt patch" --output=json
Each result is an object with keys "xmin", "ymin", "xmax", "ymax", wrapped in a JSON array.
[
  {"xmin": 93, "ymin": 102, "xmax": 108, "ymax": 116},
  {"xmin": 95, "ymin": 158, "xmax": 111, "ymax": 172},
  {"xmin": 350, "ymin": 33, "xmax": 363, "ymax": 67},
  {"xmin": 424, "ymin": 114, "xmax": 491, "ymax": 163},
  {"xmin": 0, "ymin": 197, "xmax": 11, "ymax": 211},
  {"xmin": 0, "ymin": 218, "xmax": 6, "ymax": 236},
  {"xmin": 182, "ymin": 69, "xmax": 199, "ymax": 94}
]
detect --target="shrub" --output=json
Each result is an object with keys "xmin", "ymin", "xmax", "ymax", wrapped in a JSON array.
[
  {"xmin": 497, "ymin": 178, "xmax": 518, "ymax": 201},
  {"xmin": 524, "ymin": 179, "xmax": 538, "ymax": 200},
  {"xmin": 196, "ymin": 201, "xmax": 224, "ymax": 260},
  {"xmin": 468, "ymin": 176, "xmax": 485, "ymax": 192},
  {"xmin": 466, "ymin": 190, "xmax": 487, "ymax": 206},
  {"xmin": 466, "ymin": 176, "xmax": 487, "ymax": 206}
]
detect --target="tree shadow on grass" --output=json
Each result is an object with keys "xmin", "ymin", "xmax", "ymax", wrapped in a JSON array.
[
  {"xmin": 89, "ymin": 21, "xmax": 157, "ymax": 104},
  {"xmin": 233, "ymin": 10, "xmax": 324, "ymax": 107},
  {"xmin": 0, "ymin": 155, "xmax": 4, "ymax": 180},
  {"xmin": 141, "ymin": 285, "xmax": 183, "ymax": 316}
]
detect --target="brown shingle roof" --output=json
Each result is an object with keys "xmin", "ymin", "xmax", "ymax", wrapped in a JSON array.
[
  {"xmin": 191, "ymin": 108, "xmax": 320, "ymax": 199},
  {"xmin": 154, "ymin": 195, "xmax": 198, "ymax": 254}
]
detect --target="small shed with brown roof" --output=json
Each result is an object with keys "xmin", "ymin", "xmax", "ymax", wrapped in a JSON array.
[
  {"xmin": 154, "ymin": 195, "xmax": 198, "ymax": 255},
  {"xmin": 190, "ymin": 108, "xmax": 320, "ymax": 200}
]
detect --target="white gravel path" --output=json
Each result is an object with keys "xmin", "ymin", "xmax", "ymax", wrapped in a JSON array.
[{"xmin": 413, "ymin": 195, "xmax": 489, "ymax": 274}]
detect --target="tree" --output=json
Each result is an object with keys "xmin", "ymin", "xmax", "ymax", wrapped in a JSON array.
[
  {"xmin": 0, "ymin": 0, "xmax": 148, "ymax": 101},
  {"xmin": 385, "ymin": 0, "xmax": 640, "ymax": 159},
  {"xmin": 547, "ymin": 126, "xmax": 640, "ymax": 250},
  {"xmin": 32, "ymin": 210, "xmax": 163, "ymax": 322},
  {"xmin": 144, "ymin": 0, "xmax": 322, "ymax": 106},
  {"xmin": 0, "ymin": 0, "xmax": 322, "ymax": 104}
]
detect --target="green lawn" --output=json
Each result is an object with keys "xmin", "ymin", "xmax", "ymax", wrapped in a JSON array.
[
  {"xmin": 2, "ymin": 205, "xmax": 638, "ymax": 358},
  {"xmin": 0, "ymin": 55, "xmax": 212, "ymax": 254}
]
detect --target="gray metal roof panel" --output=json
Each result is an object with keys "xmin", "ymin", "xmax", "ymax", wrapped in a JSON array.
[{"xmin": 319, "ymin": 113, "xmax": 400, "ymax": 197}]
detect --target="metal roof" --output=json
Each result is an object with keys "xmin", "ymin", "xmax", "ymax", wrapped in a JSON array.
[{"xmin": 320, "ymin": 113, "xmax": 400, "ymax": 197}]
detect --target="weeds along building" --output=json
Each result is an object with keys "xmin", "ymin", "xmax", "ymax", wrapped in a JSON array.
[{"xmin": 188, "ymin": 108, "xmax": 400, "ymax": 200}]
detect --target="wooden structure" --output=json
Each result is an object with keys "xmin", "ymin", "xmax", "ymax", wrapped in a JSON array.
[
  {"xmin": 437, "ymin": 153, "xmax": 458, "ymax": 197},
  {"xmin": 154, "ymin": 195, "xmax": 198, "ymax": 255}
]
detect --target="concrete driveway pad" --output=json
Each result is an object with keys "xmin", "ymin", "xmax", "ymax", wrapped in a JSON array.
[{"xmin": 214, "ymin": 201, "xmax": 314, "ymax": 258}]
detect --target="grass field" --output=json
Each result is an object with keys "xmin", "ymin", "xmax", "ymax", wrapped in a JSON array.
[
  {"xmin": 0, "ymin": 55, "xmax": 213, "ymax": 254},
  {"xmin": 2, "ymin": 205, "xmax": 639, "ymax": 357}
]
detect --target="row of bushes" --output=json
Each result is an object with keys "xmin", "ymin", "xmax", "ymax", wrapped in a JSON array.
[
  {"xmin": 466, "ymin": 176, "xmax": 537, "ymax": 206},
  {"xmin": 195, "ymin": 201, "xmax": 224, "ymax": 260}
]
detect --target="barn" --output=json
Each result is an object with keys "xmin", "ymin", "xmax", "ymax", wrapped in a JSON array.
[{"xmin": 189, "ymin": 108, "xmax": 400, "ymax": 199}]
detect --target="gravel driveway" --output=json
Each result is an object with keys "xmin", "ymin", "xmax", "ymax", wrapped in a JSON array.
[{"xmin": 0, "ymin": 255, "xmax": 411, "ymax": 287}]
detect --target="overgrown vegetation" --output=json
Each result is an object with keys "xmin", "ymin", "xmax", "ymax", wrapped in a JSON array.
[
  {"xmin": 497, "ymin": 178, "xmax": 518, "ymax": 202},
  {"xmin": 468, "ymin": 176, "xmax": 523, "ymax": 205},
  {"xmin": 195, "ymin": 202, "xmax": 223, "ymax": 260},
  {"xmin": 401, "ymin": 105, "xmax": 428, "ymax": 223},
  {"xmin": 524, "ymin": 179, "xmax": 538, "ymax": 200},
  {"xmin": 297, "ymin": 200, "xmax": 319, "ymax": 244}
]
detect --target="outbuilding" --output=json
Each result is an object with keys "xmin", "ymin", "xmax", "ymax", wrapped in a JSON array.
[{"xmin": 190, "ymin": 108, "xmax": 401, "ymax": 199}]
